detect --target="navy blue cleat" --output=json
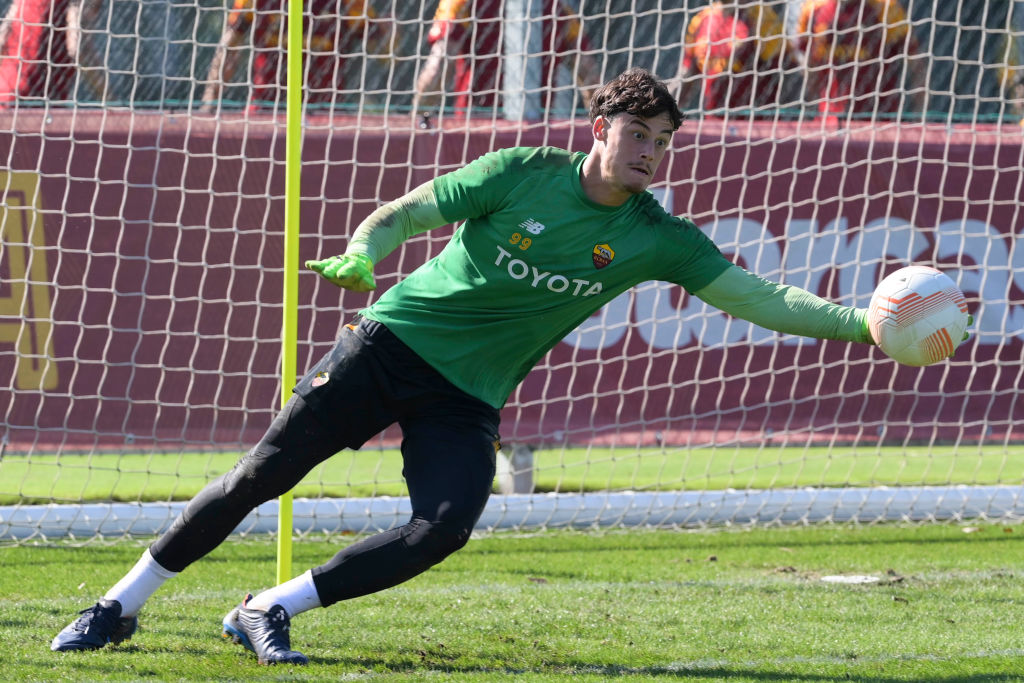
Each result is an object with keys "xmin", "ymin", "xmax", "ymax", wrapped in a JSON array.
[
  {"xmin": 51, "ymin": 599, "xmax": 138, "ymax": 651},
  {"xmin": 222, "ymin": 594, "xmax": 308, "ymax": 665}
]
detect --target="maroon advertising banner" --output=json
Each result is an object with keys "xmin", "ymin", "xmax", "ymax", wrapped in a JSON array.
[{"xmin": 1, "ymin": 112, "xmax": 1020, "ymax": 451}]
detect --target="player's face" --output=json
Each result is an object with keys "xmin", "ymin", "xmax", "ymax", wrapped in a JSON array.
[{"xmin": 588, "ymin": 112, "xmax": 674, "ymax": 205}]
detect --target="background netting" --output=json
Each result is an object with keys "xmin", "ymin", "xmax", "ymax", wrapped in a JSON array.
[{"xmin": 1, "ymin": 0, "xmax": 1022, "ymax": 540}]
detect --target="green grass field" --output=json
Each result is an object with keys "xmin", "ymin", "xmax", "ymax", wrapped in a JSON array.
[
  {"xmin": 3, "ymin": 444, "xmax": 1022, "ymax": 505},
  {"xmin": 2, "ymin": 524, "xmax": 1023, "ymax": 681}
]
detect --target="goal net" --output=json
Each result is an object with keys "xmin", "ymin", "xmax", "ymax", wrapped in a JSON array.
[{"xmin": 1, "ymin": 0, "xmax": 1022, "ymax": 541}]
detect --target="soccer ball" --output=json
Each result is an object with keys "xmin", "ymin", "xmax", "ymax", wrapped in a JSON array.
[{"xmin": 867, "ymin": 266, "xmax": 969, "ymax": 367}]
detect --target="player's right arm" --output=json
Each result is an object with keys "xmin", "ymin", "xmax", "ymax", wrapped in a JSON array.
[
  {"xmin": 310, "ymin": 148, "xmax": 532, "ymax": 290},
  {"xmin": 306, "ymin": 182, "xmax": 446, "ymax": 291}
]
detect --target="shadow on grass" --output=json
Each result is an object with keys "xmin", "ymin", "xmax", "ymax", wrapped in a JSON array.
[
  {"xmin": 462, "ymin": 524, "xmax": 1023, "ymax": 556},
  {"xmin": 33, "ymin": 631, "xmax": 1024, "ymax": 682},
  {"xmin": 314, "ymin": 652, "xmax": 1024, "ymax": 682}
]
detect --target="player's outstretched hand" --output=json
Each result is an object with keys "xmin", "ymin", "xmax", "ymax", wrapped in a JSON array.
[
  {"xmin": 959, "ymin": 315, "xmax": 974, "ymax": 345},
  {"xmin": 305, "ymin": 253, "xmax": 376, "ymax": 291}
]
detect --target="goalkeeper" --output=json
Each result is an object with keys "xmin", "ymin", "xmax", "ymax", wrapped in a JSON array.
[{"xmin": 51, "ymin": 67, "xmax": 875, "ymax": 664}]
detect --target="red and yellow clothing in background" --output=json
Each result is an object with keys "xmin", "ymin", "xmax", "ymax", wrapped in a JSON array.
[
  {"xmin": 680, "ymin": 1, "xmax": 793, "ymax": 112},
  {"xmin": 425, "ymin": 0, "xmax": 593, "ymax": 117},
  {"xmin": 0, "ymin": 0, "xmax": 76, "ymax": 106},
  {"xmin": 796, "ymin": 0, "xmax": 918, "ymax": 116},
  {"xmin": 228, "ymin": 0, "xmax": 381, "ymax": 107}
]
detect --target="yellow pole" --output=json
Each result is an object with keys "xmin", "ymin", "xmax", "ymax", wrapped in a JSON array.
[{"xmin": 277, "ymin": 0, "xmax": 302, "ymax": 585}]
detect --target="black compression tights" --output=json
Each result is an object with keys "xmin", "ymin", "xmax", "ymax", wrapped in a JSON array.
[
  {"xmin": 149, "ymin": 395, "xmax": 495, "ymax": 606},
  {"xmin": 149, "ymin": 396, "xmax": 336, "ymax": 571}
]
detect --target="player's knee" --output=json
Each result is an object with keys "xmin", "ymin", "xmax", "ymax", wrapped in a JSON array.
[
  {"xmin": 408, "ymin": 517, "xmax": 473, "ymax": 564},
  {"xmin": 221, "ymin": 452, "xmax": 285, "ymax": 505}
]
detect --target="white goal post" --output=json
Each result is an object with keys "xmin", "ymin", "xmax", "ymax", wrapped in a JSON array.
[{"xmin": 1, "ymin": 0, "xmax": 1023, "ymax": 541}]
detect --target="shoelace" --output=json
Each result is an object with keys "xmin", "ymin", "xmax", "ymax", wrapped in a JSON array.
[
  {"xmin": 267, "ymin": 610, "xmax": 289, "ymax": 633},
  {"xmin": 73, "ymin": 605, "xmax": 114, "ymax": 635},
  {"xmin": 243, "ymin": 607, "xmax": 291, "ymax": 643}
]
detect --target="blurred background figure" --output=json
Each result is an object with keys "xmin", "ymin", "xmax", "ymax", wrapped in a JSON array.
[
  {"xmin": 794, "ymin": 0, "xmax": 924, "ymax": 122},
  {"xmin": 0, "ymin": 0, "xmax": 104, "ymax": 107},
  {"xmin": 998, "ymin": 15, "xmax": 1024, "ymax": 125},
  {"xmin": 412, "ymin": 0, "xmax": 502, "ymax": 125},
  {"xmin": 674, "ymin": 0, "xmax": 798, "ymax": 118},
  {"xmin": 201, "ymin": 0, "xmax": 392, "ymax": 113},
  {"xmin": 412, "ymin": 0, "xmax": 599, "ymax": 126}
]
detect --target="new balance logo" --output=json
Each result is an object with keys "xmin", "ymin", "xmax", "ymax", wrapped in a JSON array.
[{"xmin": 518, "ymin": 218, "xmax": 546, "ymax": 235}]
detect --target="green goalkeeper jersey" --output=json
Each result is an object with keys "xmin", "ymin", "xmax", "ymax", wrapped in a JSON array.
[{"xmin": 361, "ymin": 146, "xmax": 734, "ymax": 409}]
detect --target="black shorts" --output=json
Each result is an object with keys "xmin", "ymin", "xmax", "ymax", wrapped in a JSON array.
[{"xmin": 294, "ymin": 317, "xmax": 501, "ymax": 455}]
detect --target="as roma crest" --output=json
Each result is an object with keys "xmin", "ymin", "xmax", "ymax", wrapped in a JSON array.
[{"xmin": 592, "ymin": 243, "xmax": 615, "ymax": 269}]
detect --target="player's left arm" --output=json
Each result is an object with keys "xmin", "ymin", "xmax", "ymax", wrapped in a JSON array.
[
  {"xmin": 306, "ymin": 181, "xmax": 447, "ymax": 291},
  {"xmin": 693, "ymin": 264, "xmax": 875, "ymax": 344}
]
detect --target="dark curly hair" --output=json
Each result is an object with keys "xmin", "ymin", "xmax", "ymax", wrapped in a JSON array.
[{"xmin": 588, "ymin": 67, "xmax": 684, "ymax": 130}]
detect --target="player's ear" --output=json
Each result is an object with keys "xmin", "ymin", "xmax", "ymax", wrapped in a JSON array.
[{"xmin": 592, "ymin": 115, "xmax": 610, "ymax": 142}]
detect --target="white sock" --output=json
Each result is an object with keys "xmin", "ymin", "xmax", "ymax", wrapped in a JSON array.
[
  {"xmin": 103, "ymin": 548, "xmax": 178, "ymax": 617},
  {"xmin": 246, "ymin": 570, "xmax": 321, "ymax": 618}
]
